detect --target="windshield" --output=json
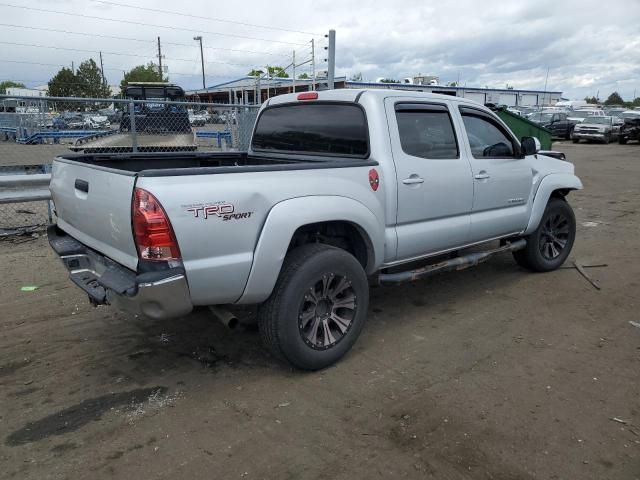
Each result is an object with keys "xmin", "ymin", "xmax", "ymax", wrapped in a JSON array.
[
  {"xmin": 529, "ymin": 113, "xmax": 554, "ymax": 123},
  {"xmin": 584, "ymin": 117, "xmax": 610, "ymax": 125},
  {"xmin": 570, "ymin": 111, "xmax": 594, "ymax": 119}
]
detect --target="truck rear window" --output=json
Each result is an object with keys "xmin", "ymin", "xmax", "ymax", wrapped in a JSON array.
[{"xmin": 251, "ymin": 103, "xmax": 369, "ymax": 157}]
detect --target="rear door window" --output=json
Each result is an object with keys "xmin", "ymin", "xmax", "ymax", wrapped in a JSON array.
[
  {"xmin": 395, "ymin": 103, "xmax": 459, "ymax": 159},
  {"xmin": 252, "ymin": 103, "xmax": 369, "ymax": 157}
]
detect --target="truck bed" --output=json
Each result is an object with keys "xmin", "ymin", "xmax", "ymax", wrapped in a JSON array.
[{"xmin": 55, "ymin": 151, "xmax": 377, "ymax": 177}]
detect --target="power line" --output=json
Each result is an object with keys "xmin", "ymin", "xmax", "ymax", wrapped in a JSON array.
[
  {"xmin": 0, "ymin": 23, "xmax": 284, "ymax": 56},
  {"xmin": 0, "ymin": 41, "xmax": 270, "ymax": 68},
  {"xmin": 89, "ymin": 0, "xmax": 320, "ymax": 36},
  {"xmin": 0, "ymin": 3, "xmax": 308, "ymax": 46}
]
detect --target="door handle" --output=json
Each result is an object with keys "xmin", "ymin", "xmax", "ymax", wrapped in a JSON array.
[
  {"xmin": 74, "ymin": 179, "xmax": 89, "ymax": 193},
  {"xmin": 474, "ymin": 172, "xmax": 490, "ymax": 180},
  {"xmin": 402, "ymin": 176, "xmax": 425, "ymax": 185}
]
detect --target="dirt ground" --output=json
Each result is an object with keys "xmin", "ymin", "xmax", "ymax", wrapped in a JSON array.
[{"xmin": 1, "ymin": 142, "xmax": 639, "ymax": 480}]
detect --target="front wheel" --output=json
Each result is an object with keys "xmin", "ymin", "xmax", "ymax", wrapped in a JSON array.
[
  {"xmin": 513, "ymin": 197, "xmax": 576, "ymax": 272},
  {"xmin": 565, "ymin": 128, "xmax": 573, "ymax": 140},
  {"xmin": 258, "ymin": 244, "xmax": 369, "ymax": 370}
]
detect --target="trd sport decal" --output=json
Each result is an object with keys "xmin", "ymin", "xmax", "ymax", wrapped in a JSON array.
[
  {"xmin": 368, "ymin": 168, "xmax": 380, "ymax": 191},
  {"xmin": 184, "ymin": 202, "xmax": 253, "ymax": 221}
]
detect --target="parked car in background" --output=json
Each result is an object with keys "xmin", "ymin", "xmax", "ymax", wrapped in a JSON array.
[
  {"xmin": 52, "ymin": 113, "xmax": 85, "ymax": 129},
  {"xmin": 98, "ymin": 108, "xmax": 122, "ymax": 124},
  {"xmin": 618, "ymin": 112, "xmax": 640, "ymax": 144},
  {"xmin": 517, "ymin": 106, "xmax": 537, "ymax": 117},
  {"xmin": 572, "ymin": 116, "xmax": 619, "ymax": 143},
  {"xmin": 605, "ymin": 107, "xmax": 627, "ymax": 118},
  {"xmin": 188, "ymin": 110, "xmax": 208, "ymax": 127},
  {"xmin": 566, "ymin": 109, "xmax": 606, "ymax": 127},
  {"xmin": 528, "ymin": 111, "xmax": 574, "ymax": 139},
  {"xmin": 555, "ymin": 100, "xmax": 588, "ymax": 110},
  {"xmin": 83, "ymin": 114, "xmax": 110, "ymax": 129}
]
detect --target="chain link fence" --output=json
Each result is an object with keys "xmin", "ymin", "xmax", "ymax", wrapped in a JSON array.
[{"xmin": 0, "ymin": 95, "xmax": 260, "ymax": 235}]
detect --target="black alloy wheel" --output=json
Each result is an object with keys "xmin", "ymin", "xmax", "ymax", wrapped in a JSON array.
[{"xmin": 298, "ymin": 273, "xmax": 357, "ymax": 350}]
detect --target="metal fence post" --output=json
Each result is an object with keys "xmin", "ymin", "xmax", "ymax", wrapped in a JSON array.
[{"xmin": 129, "ymin": 100, "xmax": 138, "ymax": 152}]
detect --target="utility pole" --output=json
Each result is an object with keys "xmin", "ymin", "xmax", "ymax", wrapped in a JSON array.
[
  {"xmin": 292, "ymin": 50, "xmax": 296, "ymax": 93},
  {"xmin": 71, "ymin": 61, "xmax": 74, "ymax": 72},
  {"xmin": 256, "ymin": 74, "xmax": 261, "ymax": 105},
  {"xmin": 99, "ymin": 51, "xmax": 106, "ymax": 88},
  {"xmin": 193, "ymin": 36, "xmax": 205, "ymax": 89},
  {"xmin": 266, "ymin": 65, "xmax": 270, "ymax": 99},
  {"xmin": 157, "ymin": 37, "xmax": 163, "ymax": 80},
  {"xmin": 311, "ymin": 39, "xmax": 316, "ymax": 91},
  {"xmin": 326, "ymin": 29, "xmax": 336, "ymax": 90},
  {"xmin": 542, "ymin": 67, "xmax": 550, "ymax": 105}
]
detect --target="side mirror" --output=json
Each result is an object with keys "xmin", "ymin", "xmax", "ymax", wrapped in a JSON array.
[{"xmin": 521, "ymin": 136, "xmax": 541, "ymax": 156}]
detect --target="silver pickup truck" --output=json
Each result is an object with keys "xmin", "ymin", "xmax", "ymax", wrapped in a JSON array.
[{"xmin": 49, "ymin": 89, "xmax": 582, "ymax": 370}]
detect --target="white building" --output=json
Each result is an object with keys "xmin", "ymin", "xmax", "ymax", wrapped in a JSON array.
[
  {"xmin": 5, "ymin": 87, "xmax": 47, "ymax": 97},
  {"xmin": 187, "ymin": 76, "xmax": 562, "ymax": 107}
]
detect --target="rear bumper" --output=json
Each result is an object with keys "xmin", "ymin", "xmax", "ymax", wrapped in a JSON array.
[{"xmin": 48, "ymin": 225, "xmax": 192, "ymax": 319}]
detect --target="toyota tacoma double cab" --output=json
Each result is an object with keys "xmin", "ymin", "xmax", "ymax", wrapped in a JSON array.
[{"xmin": 48, "ymin": 89, "xmax": 582, "ymax": 370}]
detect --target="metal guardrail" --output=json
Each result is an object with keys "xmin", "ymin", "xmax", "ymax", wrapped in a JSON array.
[
  {"xmin": 0, "ymin": 165, "xmax": 52, "ymax": 232},
  {"xmin": 0, "ymin": 173, "xmax": 51, "ymax": 203}
]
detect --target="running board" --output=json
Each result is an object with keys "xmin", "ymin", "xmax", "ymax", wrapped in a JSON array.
[{"xmin": 378, "ymin": 239, "xmax": 527, "ymax": 285}]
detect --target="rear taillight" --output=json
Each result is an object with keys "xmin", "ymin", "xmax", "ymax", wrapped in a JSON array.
[{"xmin": 132, "ymin": 188, "xmax": 181, "ymax": 261}]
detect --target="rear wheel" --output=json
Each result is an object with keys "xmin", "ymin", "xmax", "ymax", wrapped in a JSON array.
[
  {"xmin": 603, "ymin": 134, "xmax": 610, "ymax": 144},
  {"xmin": 618, "ymin": 136, "xmax": 627, "ymax": 145},
  {"xmin": 258, "ymin": 244, "xmax": 369, "ymax": 370},
  {"xmin": 572, "ymin": 135, "xmax": 579, "ymax": 144},
  {"xmin": 513, "ymin": 197, "xmax": 576, "ymax": 272}
]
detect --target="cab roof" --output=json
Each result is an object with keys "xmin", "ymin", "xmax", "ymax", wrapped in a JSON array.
[{"xmin": 266, "ymin": 88, "xmax": 486, "ymax": 109}]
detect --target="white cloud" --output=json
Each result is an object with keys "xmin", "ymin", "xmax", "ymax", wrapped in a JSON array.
[{"xmin": 0, "ymin": 0, "xmax": 638, "ymax": 100}]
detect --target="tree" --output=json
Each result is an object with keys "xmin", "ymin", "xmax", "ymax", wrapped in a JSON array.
[
  {"xmin": 604, "ymin": 91, "xmax": 624, "ymax": 105},
  {"xmin": 48, "ymin": 67, "xmax": 79, "ymax": 97},
  {"xmin": 0, "ymin": 80, "xmax": 26, "ymax": 94},
  {"xmin": 447, "ymin": 81, "xmax": 459, "ymax": 87},
  {"xmin": 76, "ymin": 59, "xmax": 110, "ymax": 98},
  {"xmin": 247, "ymin": 66, "xmax": 288, "ymax": 78},
  {"xmin": 297, "ymin": 73, "xmax": 309, "ymax": 79},
  {"xmin": 267, "ymin": 66, "xmax": 288, "ymax": 78},
  {"xmin": 380, "ymin": 78, "xmax": 400, "ymax": 83},
  {"xmin": 632, "ymin": 97, "xmax": 640, "ymax": 107},
  {"xmin": 350, "ymin": 72, "xmax": 363, "ymax": 82},
  {"xmin": 121, "ymin": 63, "xmax": 166, "ymax": 93},
  {"xmin": 584, "ymin": 96, "xmax": 598, "ymax": 104}
]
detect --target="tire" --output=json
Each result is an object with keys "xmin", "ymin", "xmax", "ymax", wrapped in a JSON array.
[
  {"xmin": 513, "ymin": 197, "xmax": 576, "ymax": 272},
  {"xmin": 618, "ymin": 137, "xmax": 627, "ymax": 145},
  {"xmin": 603, "ymin": 134, "xmax": 610, "ymax": 144},
  {"xmin": 258, "ymin": 244, "xmax": 369, "ymax": 370},
  {"xmin": 565, "ymin": 127, "xmax": 573, "ymax": 140},
  {"xmin": 572, "ymin": 137, "xmax": 579, "ymax": 144}
]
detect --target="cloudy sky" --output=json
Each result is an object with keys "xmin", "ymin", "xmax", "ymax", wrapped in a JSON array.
[{"xmin": 1, "ymin": 0, "xmax": 639, "ymax": 100}]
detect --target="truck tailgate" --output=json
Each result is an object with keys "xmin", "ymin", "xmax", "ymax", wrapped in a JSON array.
[{"xmin": 50, "ymin": 159, "xmax": 139, "ymax": 270}]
